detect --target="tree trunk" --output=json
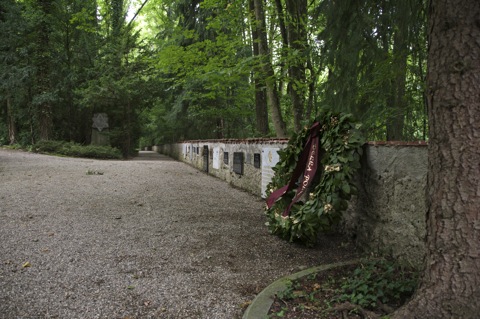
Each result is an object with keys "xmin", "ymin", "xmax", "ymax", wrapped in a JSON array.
[
  {"xmin": 386, "ymin": 1, "xmax": 408, "ymax": 141},
  {"xmin": 285, "ymin": 0, "xmax": 307, "ymax": 133},
  {"xmin": 253, "ymin": 0, "xmax": 287, "ymax": 138},
  {"xmin": 249, "ymin": 0, "xmax": 269, "ymax": 136},
  {"xmin": 6, "ymin": 96, "xmax": 17, "ymax": 145},
  {"xmin": 36, "ymin": 0, "xmax": 53, "ymax": 141},
  {"xmin": 392, "ymin": 0, "xmax": 480, "ymax": 317}
]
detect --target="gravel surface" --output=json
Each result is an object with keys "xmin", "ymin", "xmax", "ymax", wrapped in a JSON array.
[{"xmin": 0, "ymin": 149, "xmax": 359, "ymax": 319}]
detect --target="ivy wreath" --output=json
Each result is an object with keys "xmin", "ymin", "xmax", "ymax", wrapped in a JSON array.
[{"xmin": 265, "ymin": 111, "xmax": 364, "ymax": 246}]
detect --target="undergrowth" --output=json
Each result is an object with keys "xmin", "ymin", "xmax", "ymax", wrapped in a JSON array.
[
  {"xmin": 337, "ymin": 259, "xmax": 418, "ymax": 309},
  {"xmin": 32, "ymin": 140, "xmax": 122, "ymax": 159},
  {"xmin": 268, "ymin": 258, "xmax": 419, "ymax": 318}
]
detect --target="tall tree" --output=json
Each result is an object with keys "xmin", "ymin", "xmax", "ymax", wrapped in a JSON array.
[
  {"xmin": 285, "ymin": 0, "xmax": 307, "ymax": 132},
  {"xmin": 386, "ymin": 0, "xmax": 410, "ymax": 140},
  {"xmin": 34, "ymin": 0, "xmax": 54, "ymax": 140},
  {"xmin": 249, "ymin": 0, "xmax": 269, "ymax": 136},
  {"xmin": 253, "ymin": 0, "xmax": 287, "ymax": 137},
  {"xmin": 393, "ymin": 0, "xmax": 480, "ymax": 317},
  {"xmin": 0, "ymin": 0, "xmax": 24, "ymax": 144}
]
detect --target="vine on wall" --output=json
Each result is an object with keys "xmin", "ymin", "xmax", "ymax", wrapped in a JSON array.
[{"xmin": 265, "ymin": 111, "xmax": 364, "ymax": 246}]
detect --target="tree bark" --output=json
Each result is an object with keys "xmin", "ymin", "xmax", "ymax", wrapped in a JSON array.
[
  {"xmin": 253, "ymin": 0, "xmax": 287, "ymax": 138},
  {"xmin": 386, "ymin": 1, "xmax": 408, "ymax": 141},
  {"xmin": 285, "ymin": 0, "xmax": 307, "ymax": 133},
  {"xmin": 36, "ymin": 0, "xmax": 53, "ymax": 141},
  {"xmin": 249, "ymin": 0, "xmax": 269, "ymax": 136},
  {"xmin": 392, "ymin": 0, "xmax": 480, "ymax": 317},
  {"xmin": 6, "ymin": 96, "xmax": 17, "ymax": 145}
]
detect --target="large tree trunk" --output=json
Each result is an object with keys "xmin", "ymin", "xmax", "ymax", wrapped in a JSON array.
[
  {"xmin": 285, "ymin": 0, "xmax": 307, "ymax": 133},
  {"xmin": 253, "ymin": 0, "xmax": 287, "ymax": 138},
  {"xmin": 392, "ymin": 0, "xmax": 480, "ymax": 317},
  {"xmin": 249, "ymin": 0, "xmax": 269, "ymax": 136}
]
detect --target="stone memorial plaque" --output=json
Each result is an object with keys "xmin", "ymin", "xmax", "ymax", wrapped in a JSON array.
[
  {"xmin": 203, "ymin": 145, "xmax": 209, "ymax": 172},
  {"xmin": 261, "ymin": 148, "xmax": 281, "ymax": 197},
  {"xmin": 213, "ymin": 147, "xmax": 220, "ymax": 169},
  {"xmin": 224, "ymin": 152, "xmax": 229, "ymax": 165},
  {"xmin": 233, "ymin": 152, "xmax": 244, "ymax": 175},
  {"xmin": 254, "ymin": 153, "xmax": 261, "ymax": 168},
  {"xmin": 91, "ymin": 113, "xmax": 110, "ymax": 146}
]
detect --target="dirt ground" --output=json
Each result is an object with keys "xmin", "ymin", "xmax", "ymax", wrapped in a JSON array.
[{"xmin": 0, "ymin": 149, "xmax": 359, "ymax": 319}]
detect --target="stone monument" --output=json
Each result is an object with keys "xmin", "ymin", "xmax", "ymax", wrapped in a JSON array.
[{"xmin": 91, "ymin": 113, "xmax": 110, "ymax": 146}]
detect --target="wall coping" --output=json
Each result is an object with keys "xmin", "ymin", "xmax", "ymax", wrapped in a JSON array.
[
  {"xmin": 176, "ymin": 138, "xmax": 290, "ymax": 144},
  {"xmin": 165, "ymin": 139, "xmax": 428, "ymax": 147},
  {"xmin": 366, "ymin": 141, "xmax": 428, "ymax": 146}
]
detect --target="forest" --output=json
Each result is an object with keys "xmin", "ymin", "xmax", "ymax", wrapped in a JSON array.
[{"xmin": 0, "ymin": 0, "xmax": 427, "ymax": 157}]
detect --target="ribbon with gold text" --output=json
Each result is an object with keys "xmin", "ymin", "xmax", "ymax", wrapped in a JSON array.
[{"xmin": 266, "ymin": 122, "xmax": 322, "ymax": 217}]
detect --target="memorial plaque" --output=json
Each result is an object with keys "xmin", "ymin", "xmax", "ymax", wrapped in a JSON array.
[
  {"xmin": 224, "ymin": 152, "xmax": 229, "ymax": 165},
  {"xmin": 261, "ymin": 148, "xmax": 281, "ymax": 197},
  {"xmin": 91, "ymin": 113, "xmax": 110, "ymax": 146},
  {"xmin": 254, "ymin": 153, "xmax": 261, "ymax": 168},
  {"xmin": 233, "ymin": 152, "xmax": 244, "ymax": 175},
  {"xmin": 213, "ymin": 147, "xmax": 220, "ymax": 169},
  {"xmin": 203, "ymin": 145, "xmax": 209, "ymax": 172}
]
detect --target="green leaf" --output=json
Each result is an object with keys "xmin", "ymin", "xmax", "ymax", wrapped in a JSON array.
[{"xmin": 342, "ymin": 183, "xmax": 351, "ymax": 194}]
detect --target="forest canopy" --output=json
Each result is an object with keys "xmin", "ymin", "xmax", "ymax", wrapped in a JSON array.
[{"xmin": 0, "ymin": 0, "xmax": 428, "ymax": 156}]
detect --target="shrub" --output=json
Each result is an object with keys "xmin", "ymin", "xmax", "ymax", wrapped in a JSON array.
[
  {"xmin": 33, "ymin": 140, "xmax": 66, "ymax": 153},
  {"xmin": 33, "ymin": 140, "xmax": 122, "ymax": 159}
]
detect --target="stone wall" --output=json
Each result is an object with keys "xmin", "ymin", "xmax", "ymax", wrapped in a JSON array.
[
  {"xmin": 157, "ymin": 139, "xmax": 288, "ymax": 196},
  {"xmin": 343, "ymin": 142, "xmax": 428, "ymax": 267},
  {"xmin": 157, "ymin": 140, "xmax": 428, "ymax": 268}
]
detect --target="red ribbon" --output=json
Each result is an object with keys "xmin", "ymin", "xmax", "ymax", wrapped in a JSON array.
[{"xmin": 266, "ymin": 122, "xmax": 322, "ymax": 217}]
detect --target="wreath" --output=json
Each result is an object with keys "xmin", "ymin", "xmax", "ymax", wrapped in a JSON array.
[{"xmin": 265, "ymin": 111, "xmax": 364, "ymax": 246}]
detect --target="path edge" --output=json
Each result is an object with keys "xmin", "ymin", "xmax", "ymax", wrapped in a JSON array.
[{"xmin": 242, "ymin": 259, "xmax": 363, "ymax": 319}]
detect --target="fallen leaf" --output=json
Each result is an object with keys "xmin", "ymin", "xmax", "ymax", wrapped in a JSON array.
[
  {"xmin": 239, "ymin": 301, "xmax": 251, "ymax": 308},
  {"xmin": 22, "ymin": 262, "xmax": 31, "ymax": 268}
]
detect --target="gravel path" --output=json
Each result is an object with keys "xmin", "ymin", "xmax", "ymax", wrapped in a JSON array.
[{"xmin": 0, "ymin": 149, "xmax": 358, "ymax": 319}]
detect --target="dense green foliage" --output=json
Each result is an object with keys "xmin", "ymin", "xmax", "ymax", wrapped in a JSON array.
[
  {"xmin": 32, "ymin": 140, "xmax": 122, "ymax": 159},
  {"xmin": 1, "ymin": 0, "xmax": 428, "ymax": 154},
  {"xmin": 265, "ymin": 111, "xmax": 363, "ymax": 245},
  {"xmin": 338, "ymin": 259, "xmax": 419, "ymax": 309},
  {"xmin": 271, "ymin": 258, "xmax": 418, "ymax": 317}
]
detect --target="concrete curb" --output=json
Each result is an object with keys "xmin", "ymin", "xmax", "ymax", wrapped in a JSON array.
[{"xmin": 242, "ymin": 259, "xmax": 362, "ymax": 319}]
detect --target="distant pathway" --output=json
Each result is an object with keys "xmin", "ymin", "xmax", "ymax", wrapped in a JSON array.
[
  {"xmin": 133, "ymin": 150, "xmax": 174, "ymax": 161},
  {"xmin": 0, "ymin": 149, "xmax": 357, "ymax": 319}
]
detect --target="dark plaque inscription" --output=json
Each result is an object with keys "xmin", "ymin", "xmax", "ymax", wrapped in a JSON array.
[
  {"xmin": 224, "ymin": 152, "xmax": 229, "ymax": 165},
  {"xmin": 254, "ymin": 153, "xmax": 261, "ymax": 168},
  {"xmin": 203, "ymin": 145, "xmax": 209, "ymax": 173},
  {"xmin": 233, "ymin": 152, "xmax": 244, "ymax": 175}
]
